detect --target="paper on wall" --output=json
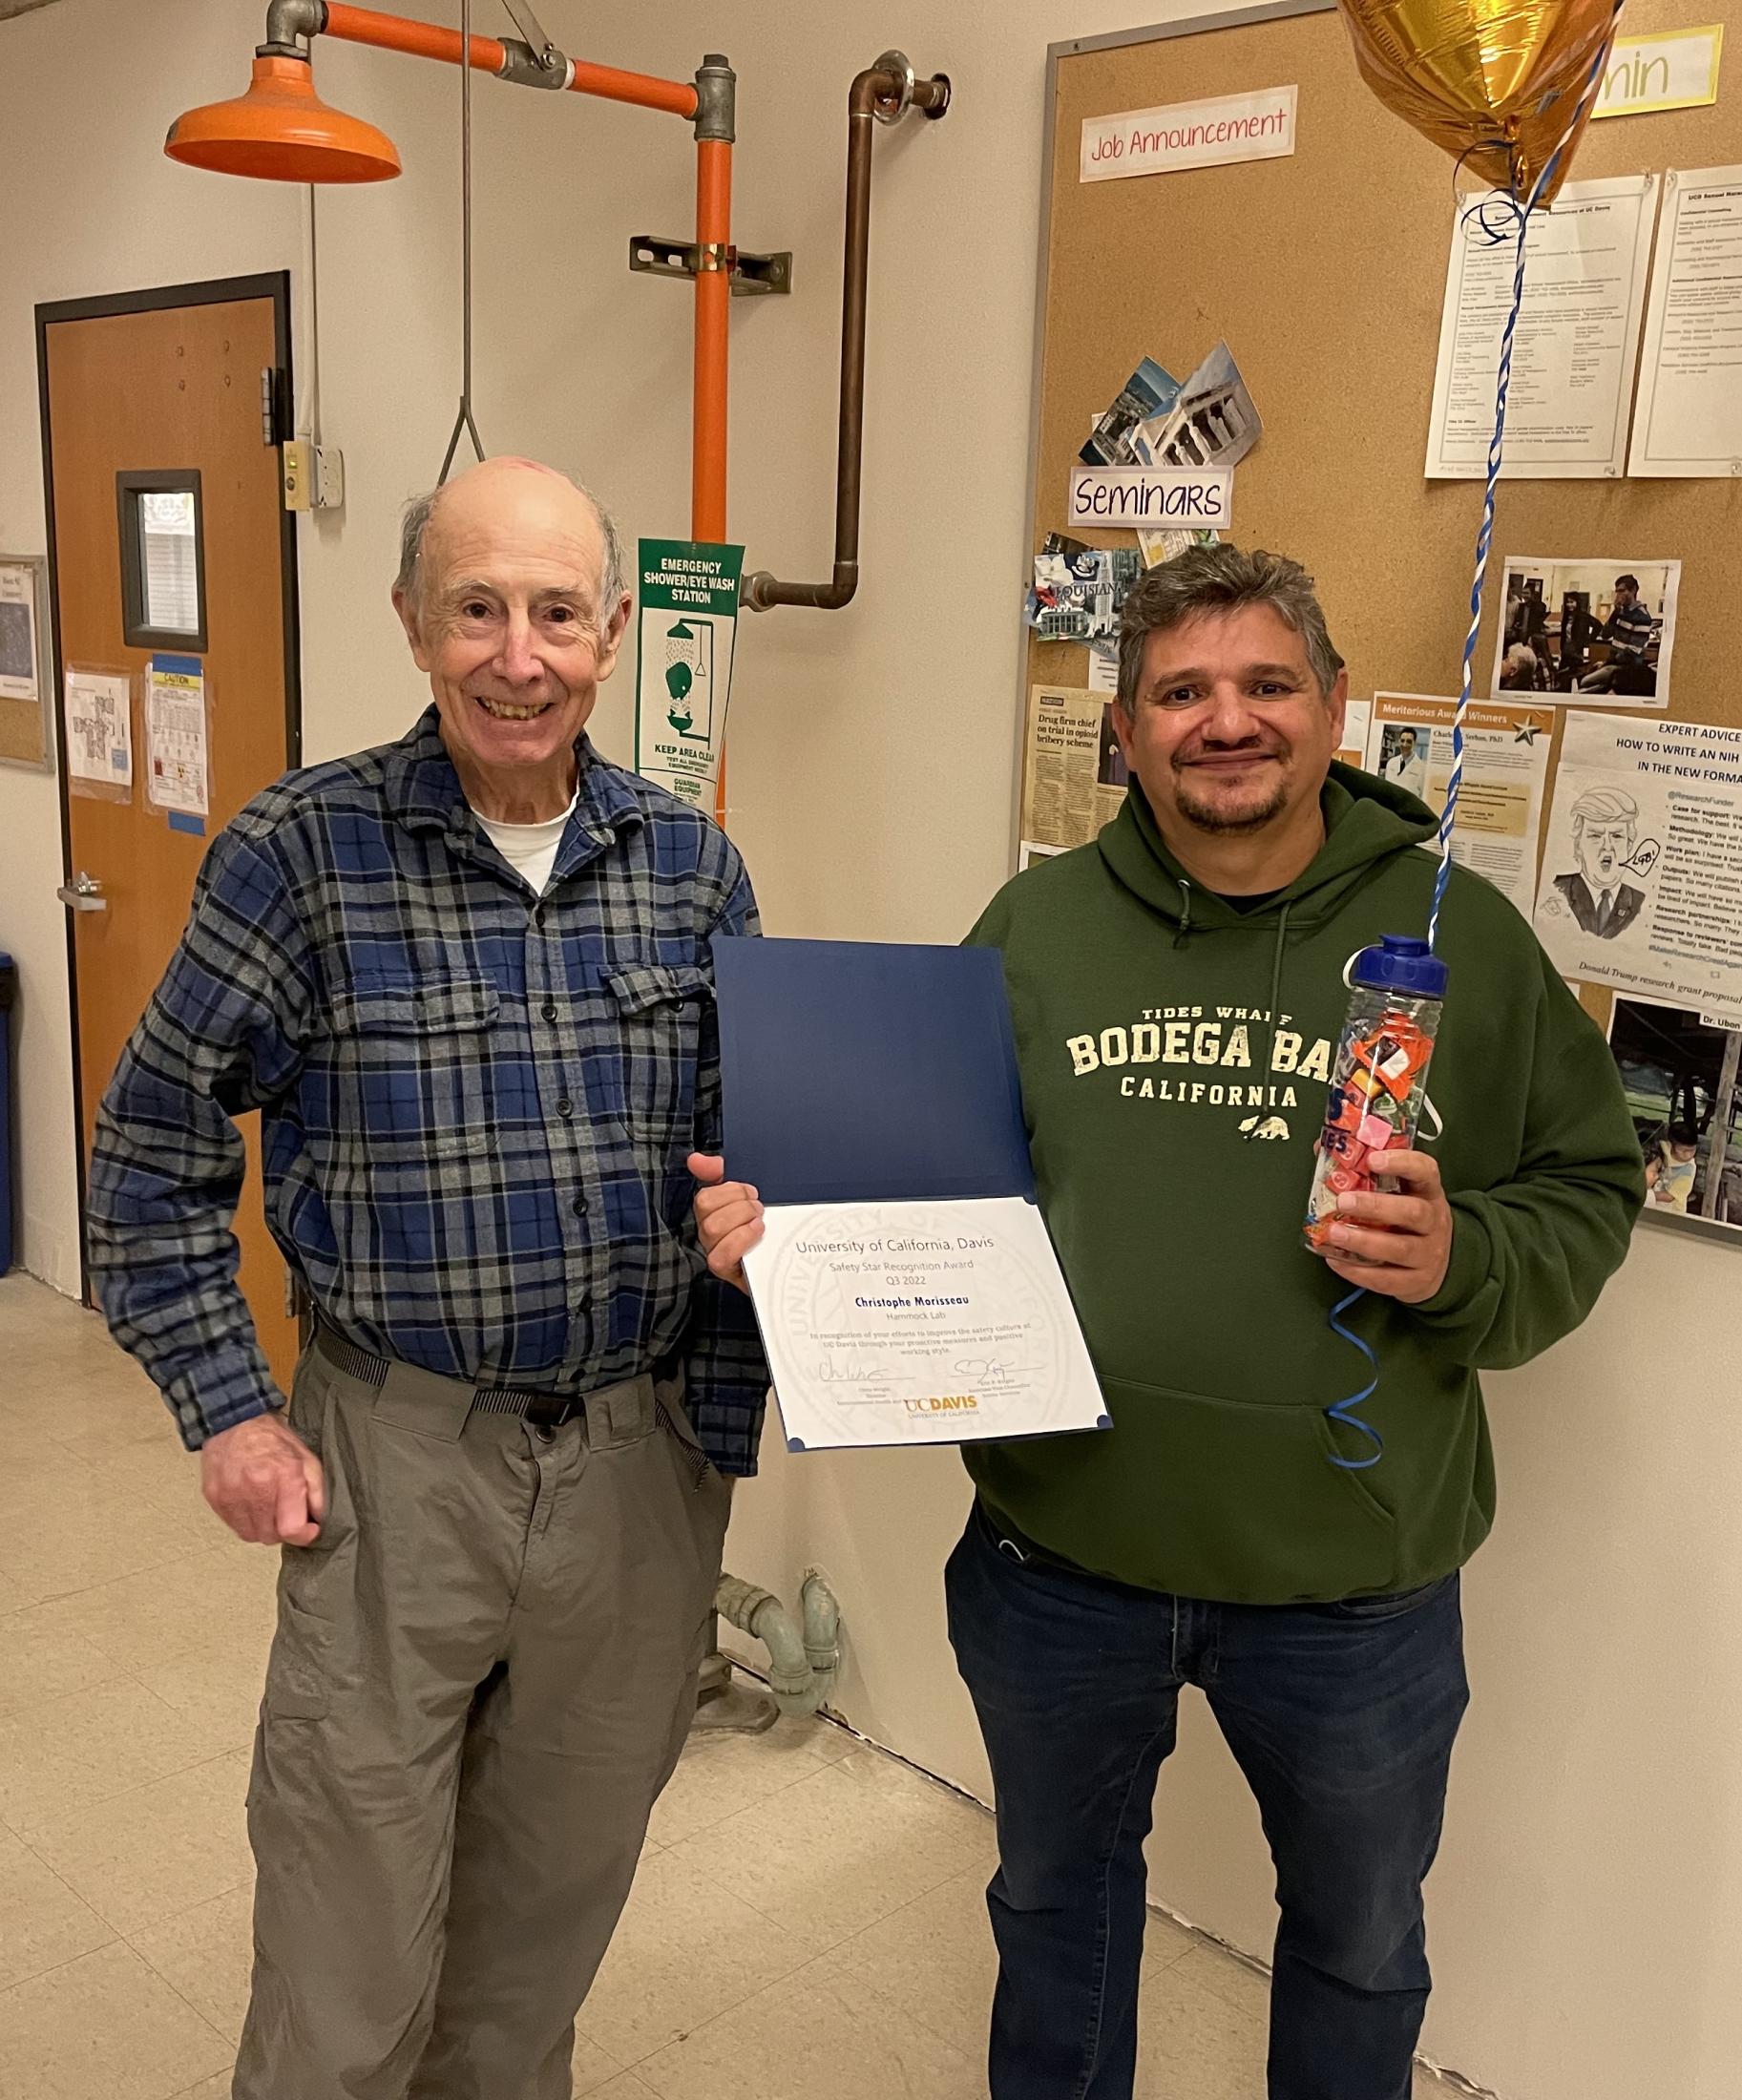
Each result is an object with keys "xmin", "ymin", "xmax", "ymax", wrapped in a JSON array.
[
  {"xmin": 1080, "ymin": 86, "xmax": 1296, "ymax": 183},
  {"xmin": 1364, "ymin": 693, "xmax": 1551, "ymax": 909},
  {"xmin": 1425, "ymin": 175, "xmax": 1659, "ymax": 480},
  {"xmin": 1087, "ymin": 645, "xmax": 1119, "ymax": 694},
  {"xmin": 145, "ymin": 657, "xmax": 209, "ymax": 816},
  {"xmin": 1021, "ymin": 684, "xmax": 1127, "ymax": 851},
  {"xmin": 1590, "ymin": 27, "xmax": 1724, "ymax": 120},
  {"xmin": 633, "ymin": 540, "xmax": 743, "ymax": 812},
  {"xmin": 0, "ymin": 562, "xmax": 39, "ymax": 704},
  {"xmin": 64, "ymin": 669, "xmax": 133, "ymax": 788},
  {"xmin": 1628, "ymin": 167, "xmax": 1742, "ymax": 477},
  {"xmin": 1533, "ymin": 712, "xmax": 1742, "ymax": 1025},
  {"xmin": 1137, "ymin": 525, "xmax": 1221, "ymax": 568},
  {"xmin": 1336, "ymin": 699, "xmax": 1373, "ymax": 772}
]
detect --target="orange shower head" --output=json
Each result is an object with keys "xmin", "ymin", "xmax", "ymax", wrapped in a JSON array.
[{"xmin": 165, "ymin": 52, "xmax": 401, "ymax": 182}]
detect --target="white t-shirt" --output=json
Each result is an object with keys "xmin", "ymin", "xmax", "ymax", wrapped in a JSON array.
[{"xmin": 474, "ymin": 792, "xmax": 577, "ymax": 896}]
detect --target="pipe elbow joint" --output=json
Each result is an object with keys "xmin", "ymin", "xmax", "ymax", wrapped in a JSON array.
[{"xmin": 262, "ymin": 0, "xmax": 326, "ymax": 56}]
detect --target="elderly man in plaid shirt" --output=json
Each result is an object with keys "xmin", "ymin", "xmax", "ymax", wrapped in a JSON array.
[{"xmin": 87, "ymin": 456, "xmax": 767, "ymax": 2100}]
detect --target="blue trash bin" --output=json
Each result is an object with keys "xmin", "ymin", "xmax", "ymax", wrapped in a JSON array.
[{"xmin": 0, "ymin": 951, "xmax": 13, "ymax": 1275}]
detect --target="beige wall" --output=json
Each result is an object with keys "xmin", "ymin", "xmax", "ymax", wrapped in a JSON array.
[{"xmin": 2, "ymin": 3, "xmax": 1735, "ymax": 2094}]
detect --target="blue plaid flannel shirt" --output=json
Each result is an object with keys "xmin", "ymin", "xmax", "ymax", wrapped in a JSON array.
[{"xmin": 88, "ymin": 706, "xmax": 769, "ymax": 1474}]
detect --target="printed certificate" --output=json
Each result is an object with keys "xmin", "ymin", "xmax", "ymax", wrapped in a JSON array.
[{"xmin": 745, "ymin": 1197, "xmax": 1108, "ymax": 1452}]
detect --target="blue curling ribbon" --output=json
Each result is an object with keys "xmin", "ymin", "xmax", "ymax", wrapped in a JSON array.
[
  {"xmin": 1323, "ymin": 0, "xmax": 1626, "ymax": 1468},
  {"xmin": 1325, "ymin": 1287, "xmax": 1383, "ymax": 1468}
]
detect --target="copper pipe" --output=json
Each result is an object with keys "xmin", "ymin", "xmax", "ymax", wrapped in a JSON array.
[{"xmin": 742, "ymin": 54, "xmax": 949, "ymax": 613}]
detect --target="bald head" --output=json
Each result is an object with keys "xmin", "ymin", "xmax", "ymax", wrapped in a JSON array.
[
  {"xmin": 390, "ymin": 455, "xmax": 633, "ymax": 823},
  {"xmin": 395, "ymin": 458, "xmax": 626, "ymax": 622}
]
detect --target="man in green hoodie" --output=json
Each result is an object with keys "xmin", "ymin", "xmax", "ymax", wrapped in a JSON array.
[{"xmin": 691, "ymin": 545, "xmax": 1642, "ymax": 2100}]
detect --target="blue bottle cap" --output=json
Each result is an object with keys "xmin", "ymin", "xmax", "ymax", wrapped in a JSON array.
[{"xmin": 1351, "ymin": 934, "xmax": 1448, "ymax": 1000}]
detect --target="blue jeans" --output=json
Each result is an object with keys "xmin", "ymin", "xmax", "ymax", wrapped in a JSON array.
[{"xmin": 945, "ymin": 1502, "xmax": 1469, "ymax": 2100}]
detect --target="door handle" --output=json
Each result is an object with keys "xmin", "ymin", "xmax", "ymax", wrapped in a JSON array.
[{"xmin": 57, "ymin": 871, "xmax": 107, "ymax": 913}]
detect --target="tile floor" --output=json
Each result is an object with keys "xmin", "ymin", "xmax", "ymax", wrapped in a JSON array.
[{"xmin": 0, "ymin": 1272, "xmax": 1461, "ymax": 2099}]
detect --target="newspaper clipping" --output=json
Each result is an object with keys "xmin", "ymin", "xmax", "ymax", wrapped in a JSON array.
[
  {"xmin": 1534, "ymin": 712, "xmax": 1742, "ymax": 1025},
  {"xmin": 1020, "ymin": 683, "xmax": 1127, "ymax": 860},
  {"xmin": 1365, "ymin": 693, "xmax": 1552, "ymax": 909}
]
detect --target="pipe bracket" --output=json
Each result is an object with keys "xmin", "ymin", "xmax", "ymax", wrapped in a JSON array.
[
  {"xmin": 870, "ymin": 50, "xmax": 914, "ymax": 123},
  {"xmin": 629, "ymin": 235, "xmax": 791, "ymax": 297}
]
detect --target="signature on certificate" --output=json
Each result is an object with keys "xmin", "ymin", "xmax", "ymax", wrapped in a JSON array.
[
  {"xmin": 816, "ymin": 1353, "xmax": 886, "ymax": 1384},
  {"xmin": 954, "ymin": 1357, "xmax": 1014, "ymax": 1384}
]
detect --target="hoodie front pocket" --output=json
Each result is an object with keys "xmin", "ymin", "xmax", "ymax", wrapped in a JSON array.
[{"xmin": 1085, "ymin": 1376, "xmax": 1399, "ymax": 1602}]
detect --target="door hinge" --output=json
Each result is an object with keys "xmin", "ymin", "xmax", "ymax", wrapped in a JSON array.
[{"xmin": 260, "ymin": 366, "xmax": 289, "ymax": 447}]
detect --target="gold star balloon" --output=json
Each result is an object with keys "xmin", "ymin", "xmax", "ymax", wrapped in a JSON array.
[{"xmin": 1335, "ymin": 0, "xmax": 1623, "ymax": 206}]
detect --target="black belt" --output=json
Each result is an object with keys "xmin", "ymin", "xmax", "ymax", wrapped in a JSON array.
[{"xmin": 314, "ymin": 1326, "xmax": 587, "ymax": 1428}]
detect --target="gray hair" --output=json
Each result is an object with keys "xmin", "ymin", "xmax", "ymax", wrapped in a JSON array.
[
  {"xmin": 395, "ymin": 468, "xmax": 628, "ymax": 619},
  {"xmin": 1116, "ymin": 544, "xmax": 1345, "ymax": 710}
]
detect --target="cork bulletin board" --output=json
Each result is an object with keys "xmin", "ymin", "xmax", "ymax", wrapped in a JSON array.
[
  {"xmin": 0, "ymin": 555, "xmax": 52, "ymax": 771},
  {"xmin": 1018, "ymin": 0, "xmax": 1742, "ymax": 991}
]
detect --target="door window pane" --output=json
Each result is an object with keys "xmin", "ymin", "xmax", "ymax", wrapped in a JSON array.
[
  {"xmin": 138, "ymin": 490, "xmax": 199, "ymax": 634},
  {"xmin": 116, "ymin": 471, "xmax": 207, "ymax": 650}
]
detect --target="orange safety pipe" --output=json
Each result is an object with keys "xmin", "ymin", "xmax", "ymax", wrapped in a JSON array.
[
  {"xmin": 568, "ymin": 60, "xmax": 697, "ymax": 119},
  {"xmin": 693, "ymin": 136, "xmax": 731, "ymax": 823},
  {"xmin": 320, "ymin": 3, "xmax": 697, "ymax": 116},
  {"xmin": 322, "ymin": 3, "xmax": 505, "ymax": 73}
]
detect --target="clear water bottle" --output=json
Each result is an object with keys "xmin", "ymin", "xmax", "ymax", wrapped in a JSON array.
[{"xmin": 1304, "ymin": 935, "xmax": 1448, "ymax": 1257}]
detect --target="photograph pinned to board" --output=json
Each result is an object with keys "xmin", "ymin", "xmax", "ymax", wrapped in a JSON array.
[
  {"xmin": 1607, "ymin": 997, "xmax": 1742, "ymax": 1234},
  {"xmin": 1533, "ymin": 712, "xmax": 1742, "ymax": 1025},
  {"xmin": 1425, "ymin": 174, "xmax": 1660, "ymax": 482},
  {"xmin": 1021, "ymin": 684, "xmax": 1129, "ymax": 851},
  {"xmin": 1081, "ymin": 357, "xmax": 1180, "ymax": 466},
  {"xmin": 1493, "ymin": 556, "xmax": 1680, "ymax": 704},
  {"xmin": 1364, "ymin": 693, "xmax": 1552, "ymax": 910},
  {"xmin": 1020, "ymin": 840, "xmax": 1066, "ymax": 872},
  {"xmin": 1629, "ymin": 166, "xmax": 1742, "ymax": 477},
  {"xmin": 1132, "ymin": 341, "xmax": 1262, "ymax": 473},
  {"xmin": 1026, "ymin": 535, "xmax": 1142, "ymax": 641},
  {"xmin": 63, "ymin": 667, "xmax": 135, "ymax": 800},
  {"xmin": 0, "ymin": 555, "xmax": 50, "ymax": 771}
]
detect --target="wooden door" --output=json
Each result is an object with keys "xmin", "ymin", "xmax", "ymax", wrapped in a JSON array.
[{"xmin": 43, "ymin": 282, "xmax": 301, "ymax": 1387}]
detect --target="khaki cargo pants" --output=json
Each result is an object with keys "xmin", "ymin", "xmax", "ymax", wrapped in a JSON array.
[{"xmin": 232, "ymin": 1338, "xmax": 732, "ymax": 2100}]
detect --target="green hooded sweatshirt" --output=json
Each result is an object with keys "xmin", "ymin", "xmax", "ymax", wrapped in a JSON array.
[{"xmin": 965, "ymin": 766, "xmax": 1643, "ymax": 1605}]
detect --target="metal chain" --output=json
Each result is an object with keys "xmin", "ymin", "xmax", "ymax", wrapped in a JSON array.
[{"xmin": 439, "ymin": 0, "xmax": 487, "ymax": 481}]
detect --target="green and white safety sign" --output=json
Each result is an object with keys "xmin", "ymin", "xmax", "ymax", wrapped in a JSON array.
[{"xmin": 633, "ymin": 538, "xmax": 744, "ymax": 812}]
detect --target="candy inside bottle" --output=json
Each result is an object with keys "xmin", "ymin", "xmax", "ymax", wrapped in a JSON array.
[{"xmin": 1304, "ymin": 935, "xmax": 1448, "ymax": 1258}]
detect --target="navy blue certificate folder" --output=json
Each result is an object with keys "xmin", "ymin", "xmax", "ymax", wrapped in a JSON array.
[{"xmin": 712, "ymin": 937, "xmax": 1037, "ymax": 1207}]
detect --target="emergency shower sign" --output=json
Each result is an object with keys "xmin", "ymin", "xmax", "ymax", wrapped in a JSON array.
[{"xmin": 634, "ymin": 539, "xmax": 744, "ymax": 812}]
